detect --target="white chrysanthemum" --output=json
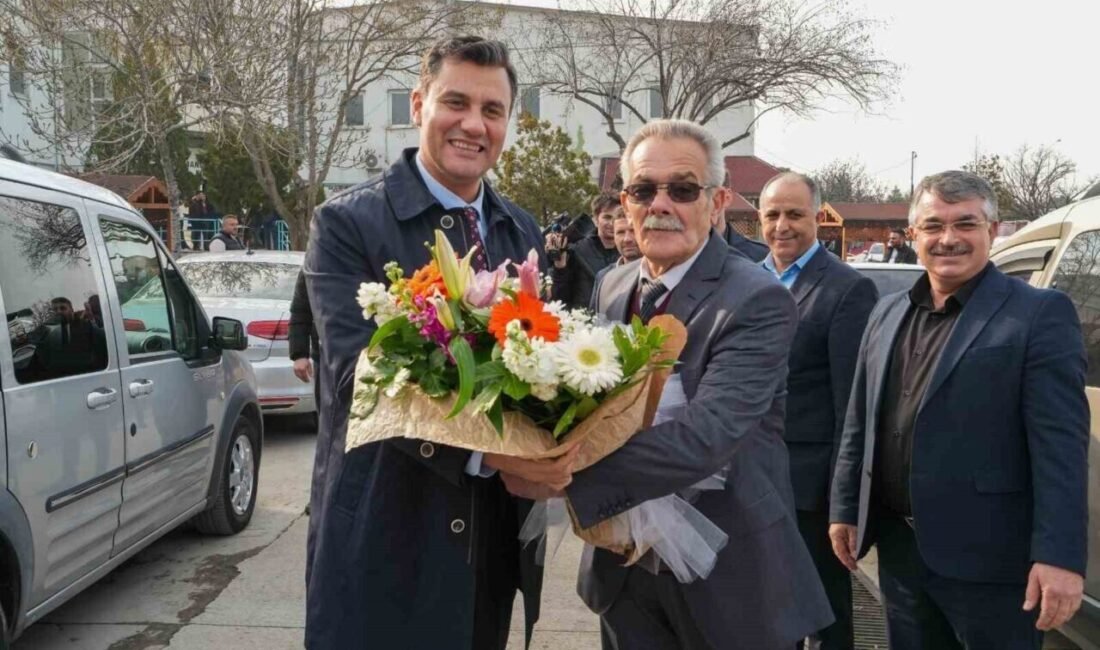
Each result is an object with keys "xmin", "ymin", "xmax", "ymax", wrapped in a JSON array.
[
  {"xmin": 544, "ymin": 301, "xmax": 594, "ymax": 337},
  {"xmin": 555, "ymin": 327, "xmax": 623, "ymax": 396},
  {"xmin": 357, "ymin": 282, "xmax": 399, "ymax": 324},
  {"xmin": 531, "ymin": 382, "xmax": 559, "ymax": 402}
]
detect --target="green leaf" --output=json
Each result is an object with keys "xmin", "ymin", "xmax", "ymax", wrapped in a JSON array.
[
  {"xmin": 502, "ymin": 374, "xmax": 531, "ymax": 401},
  {"xmin": 575, "ymin": 395, "xmax": 599, "ymax": 420},
  {"xmin": 487, "ymin": 397, "xmax": 504, "ymax": 436},
  {"xmin": 419, "ymin": 368, "xmax": 450, "ymax": 397},
  {"xmin": 475, "ymin": 360, "xmax": 509, "ymax": 383},
  {"xmin": 552, "ymin": 400, "xmax": 579, "ymax": 438},
  {"xmin": 471, "ymin": 383, "xmax": 503, "ymax": 414},
  {"xmin": 429, "ymin": 348, "xmax": 448, "ymax": 370},
  {"xmin": 369, "ymin": 315, "xmax": 409, "ymax": 352},
  {"xmin": 447, "ymin": 336, "xmax": 476, "ymax": 418}
]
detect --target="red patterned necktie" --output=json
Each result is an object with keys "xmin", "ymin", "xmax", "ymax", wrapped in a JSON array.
[{"xmin": 461, "ymin": 206, "xmax": 489, "ymax": 272}]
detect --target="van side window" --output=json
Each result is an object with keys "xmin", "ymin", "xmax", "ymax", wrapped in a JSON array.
[
  {"xmin": 156, "ymin": 245, "xmax": 206, "ymax": 361},
  {"xmin": 99, "ymin": 219, "xmax": 175, "ymax": 358},
  {"xmin": 1051, "ymin": 229, "xmax": 1100, "ymax": 385},
  {"xmin": 0, "ymin": 196, "xmax": 109, "ymax": 383}
]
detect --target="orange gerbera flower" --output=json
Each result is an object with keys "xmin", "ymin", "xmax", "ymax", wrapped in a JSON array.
[
  {"xmin": 488, "ymin": 292, "xmax": 560, "ymax": 346},
  {"xmin": 407, "ymin": 260, "xmax": 448, "ymax": 300}
]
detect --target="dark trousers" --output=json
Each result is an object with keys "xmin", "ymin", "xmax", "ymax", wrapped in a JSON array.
[
  {"xmin": 876, "ymin": 514, "xmax": 1043, "ymax": 650},
  {"xmin": 796, "ymin": 509, "xmax": 853, "ymax": 650},
  {"xmin": 601, "ymin": 567, "xmax": 717, "ymax": 650}
]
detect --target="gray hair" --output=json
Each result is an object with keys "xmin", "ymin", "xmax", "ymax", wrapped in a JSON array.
[
  {"xmin": 620, "ymin": 119, "xmax": 725, "ymax": 188},
  {"xmin": 909, "ymin": 170, "xmax": 999, "ymax": 224},
  {"xmin": 760, "ymin": 171, "xmax": 822, "ymax": 213}
]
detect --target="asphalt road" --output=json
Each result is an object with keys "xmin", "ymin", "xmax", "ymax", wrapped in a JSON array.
[{"xmin": 10, "ymin": 415, "xmax": 1082, "ymax": 649}]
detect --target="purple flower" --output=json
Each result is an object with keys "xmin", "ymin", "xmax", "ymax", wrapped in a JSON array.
[
  {"xmin": 514, "ymin": 249, "xmax": 541, "ymax": 298},
  {"xmin": 409, "ymin": 298, "xmax": 453, "ymax": 349},
  {"xmin": 464, "ymin": 265, "xmax": 508, "ymax": 308}
]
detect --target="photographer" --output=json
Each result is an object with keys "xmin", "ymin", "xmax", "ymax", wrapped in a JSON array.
[{"xmin": 546, "ymin": 193, "xmax": 621, "ymax": 308}]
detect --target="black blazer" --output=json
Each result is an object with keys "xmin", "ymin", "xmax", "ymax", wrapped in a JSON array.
[
  {"xmin": 724, "ymin": 227, "xmax": 769, "ymax": 262},
  {"xmin": 288, "ymin": 269, "xmax": 318, "ymax": 361},
  {"xmin": 831, "ymin": 267, "xmax": 1089, "ymax": 582},
  {"xmin": 781, "ymin": 247, "xmax": 878, "ymax": 512}
]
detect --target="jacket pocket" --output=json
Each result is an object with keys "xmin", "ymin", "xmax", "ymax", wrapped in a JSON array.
[
  {"xmin": 961, "ymin": 344, "xmax": 1018, "ymax": 362},
  {"xmin": 973, "ymin": 468, "xmax": 1027, "ymax": 494},
  {"xmin": 728, "ymin": 489, "xmax": 787, "ymax": 537}
]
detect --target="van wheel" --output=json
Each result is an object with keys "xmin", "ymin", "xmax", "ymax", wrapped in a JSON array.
[
  {"xmin": 194, "ymin": 417, "xmax": 260, "ymax": 535},
  {"xmin": 0, "ymin": 598, "xmax": 10, "ymax": 650}
]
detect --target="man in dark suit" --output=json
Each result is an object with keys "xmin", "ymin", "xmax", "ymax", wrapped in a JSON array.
[
  {"xmin": 885, "ymin": 227, "xmax": 918, "ymax": 264},
  {"xmin": 758, "ymin": 172, "xmax": 878, "ymax": 649},
  {"xmin": 502, "ymin": 119, "xmax": 833, "ymax": 649},
  {"xmin": 830, "ymin": 170, "xmax": 1088, "ymax": 650},
  {"xmin": 710, "ymin": 187, "xmax": 769, "ymax": 261},
  {"xmin": 304, "ymin": 37, "xmax": 573, "ymax": 649}
]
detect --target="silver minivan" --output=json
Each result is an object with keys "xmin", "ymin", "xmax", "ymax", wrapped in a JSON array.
[{"xmin": 0, "ymin": 159, "xmax": 262, "ymax": 645}]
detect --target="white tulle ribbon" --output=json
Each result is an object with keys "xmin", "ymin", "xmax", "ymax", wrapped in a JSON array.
[{"xmin": 517, "ymin": 372, "xmax": 729, "ymax": 582}]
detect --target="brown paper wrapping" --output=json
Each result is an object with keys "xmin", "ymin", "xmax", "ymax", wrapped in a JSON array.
[{"xmin": 346, "ymin": 315, "xmax": 688, "ymax": 554}]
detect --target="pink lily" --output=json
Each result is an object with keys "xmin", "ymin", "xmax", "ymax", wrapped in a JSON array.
[
  {"xmin": 515, "ymin": 249, "xmax": 541, "ymax": 298},
  {"xmin": 464, "ymin": 264, "xmax": 508, "ymax": 308}
]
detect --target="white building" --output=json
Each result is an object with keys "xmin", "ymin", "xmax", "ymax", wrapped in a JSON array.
[{"xmin": 321, "ymin": 2, "xmax": 756, "ymax": 193}]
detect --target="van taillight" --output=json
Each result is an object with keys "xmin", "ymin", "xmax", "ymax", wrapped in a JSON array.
[{"xmin": 246, "ymin": 320, "xmax": 289, "ymax": 340}]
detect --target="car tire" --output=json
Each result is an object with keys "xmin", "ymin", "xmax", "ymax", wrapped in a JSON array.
[
  {"xmin": 194, "ymin": 417, "xmax": 260, "ymax": 536},
  {"xmin": 0, "ymin": 598, "xmax": 10, "ymax": 650}
]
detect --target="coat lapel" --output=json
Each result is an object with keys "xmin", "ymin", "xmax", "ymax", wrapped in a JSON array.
[
  {"xmin": 917, "ymin": 267, "xmax": 1011, "ymax": 412},
  {"xmin": 867, "ymin": 293, "xmax": 912, "ymax": 428},
  {"xmin": 664, "ymin": 235, "xmax": 727, "ymax": 325},
  {"xmin": 790, "ymin": 246, "xmax": 830, "ymax": 306}
]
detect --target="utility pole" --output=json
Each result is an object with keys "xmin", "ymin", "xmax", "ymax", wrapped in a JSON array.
[{"xmin": 909, "ymin": 151, "xmax": 917, "ymax": 198}]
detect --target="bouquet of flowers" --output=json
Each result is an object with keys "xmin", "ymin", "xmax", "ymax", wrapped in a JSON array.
[{"xmin": 346, "ymin": 231, "xmax": 732, "ymax": 581}]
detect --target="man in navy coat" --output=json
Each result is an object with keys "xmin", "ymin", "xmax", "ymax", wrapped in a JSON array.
[
  {"xmin": 303, "ymin": 37, "xmax": 573, "ymax": 649},
  {"xmin": 758, "ymin": 172, "xmax": 878, "ymax": 648},
  {"xmin": 830, "ymin": 170, "xmax": 1088, "ymax": 649}
]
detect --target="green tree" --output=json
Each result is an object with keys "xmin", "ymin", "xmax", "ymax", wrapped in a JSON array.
[
  {"xmin": 814, "ymin": 158, "xmax": 886, "ymax": 203},
  {"xmin": 198, "ymin": 125, "xmax": 298, "ymax": 230},
  {"xmin": 886, "ymin": 186, "xmax": 908, "ymax": 202},
  {"xmin": 494, "ymin": 113, "xmax": 598, "ymax": 223}
]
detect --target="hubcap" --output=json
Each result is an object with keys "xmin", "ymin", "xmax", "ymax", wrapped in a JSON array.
[{"xmin": 228, "ymin": 433, "xmax": 255, "ymax": 516}]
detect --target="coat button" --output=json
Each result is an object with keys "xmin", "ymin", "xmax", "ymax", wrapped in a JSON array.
[
  {"xmin": 451, "ymin": 518, "xmax": 466, "ymax": 534},
  {"xmin": 420, "ymin": 442, "xmax": 435, "ymax": 458}
]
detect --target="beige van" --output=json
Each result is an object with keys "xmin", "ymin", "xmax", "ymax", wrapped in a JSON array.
[{"xmin": 991, "ymin": 190, "xmax": 1100, "ymax": 649}]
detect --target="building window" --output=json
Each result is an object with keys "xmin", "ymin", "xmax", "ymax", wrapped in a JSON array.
[
  {"xmin": 345, "ymin": 94, "xmax": 364, "ymax": 127},
  {"xmin": 607, "ymin": 95, "xmax": 623, "ymax": 121},
  {"xmin": 521, "ymin": 85, "xmax": 540, "ymax": 119},
  {"xmin": 9, "ymin": 60, "xmax": 25, "ymax": 96},
  {"xmin": 389, "ymin": 90, "xmax": 411, "ymax": 126},
  {"xmin": 648, "ymin": 88, "xmax": 663, "ymax": 119}
]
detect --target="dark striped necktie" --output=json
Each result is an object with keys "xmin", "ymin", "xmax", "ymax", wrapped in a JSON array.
[
  {"xmin": 460, "ymin": 206, "xmax": 489, "ymax": 273},
  {"xmin": 638, "ymin": 278, "xmax": 668, "ymax": 323}
]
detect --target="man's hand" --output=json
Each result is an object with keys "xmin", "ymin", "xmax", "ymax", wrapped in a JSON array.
[
  {"xmin": 484, "ymin": 445, "xmax": 581, "ymax": 492},
  {"xmin": 828, "ymin": 523, "xmax": 859, "ymax": 571},
  {"xmin": 1024, "ymin": 562, "xmax": 1084, "ymax": 630},
  {"xmin": 545, "ymin": 232, "xmax": 569, "ymax": 269},
  {"xmin": 293, "ymin": 358, "xmax": 313, "ymax": 383}
]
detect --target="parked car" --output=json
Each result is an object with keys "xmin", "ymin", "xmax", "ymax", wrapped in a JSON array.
[
  {"xmin": 848, "ymin": 261, "xmax": 925, "ymax": 296},
  {"xmin": 0, "ymin": 158, "xmax": 261, "ymax": 645},
  {"xmin": 175, "ymin": 251, "xmax": 314, "ymax": 416},
  {"xmin": 989, "ymin": 195, "xmax": 1100, "ymax": 649}
]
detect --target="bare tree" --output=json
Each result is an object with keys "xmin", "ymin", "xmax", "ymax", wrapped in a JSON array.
[
  {"xmin": 521, "ymin": 0, "xmax": 896, "ymax": 150},
  {"xmin": 1002, "ymin": 144, "xmax": 1088, "ymax": 221},
  {"xmin": 0, "ymin": 0, "xmax": 238, "ymax": 248},
  {"xmin": 213, "ymin": 0, "xmax": 493, "ymax": 249},
  {"xmin": 814, "ymin": 158, "xmax": 887, "ymax": 203}
]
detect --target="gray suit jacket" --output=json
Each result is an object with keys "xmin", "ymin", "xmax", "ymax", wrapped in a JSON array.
[{"xmin": 567, "ymin": 234, "xmax": 834, "ymax": 648}]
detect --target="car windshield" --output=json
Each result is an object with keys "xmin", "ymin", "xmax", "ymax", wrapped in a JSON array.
[
  {"xmin": 857, "ymin": 267, "xmax": 925, "ymax": 296},
  {"xmin": 178, "ymin": 261, "xmax": 300, "ymax": 300}
]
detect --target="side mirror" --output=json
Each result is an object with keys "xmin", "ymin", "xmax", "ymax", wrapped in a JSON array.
[{"xmin": 211, "ymin": 317, "xmax": 248, "ymax": 351}]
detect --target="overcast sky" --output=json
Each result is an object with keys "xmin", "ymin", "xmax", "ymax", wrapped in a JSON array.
[{"xmin": 506, "ymin": 0, "xmax": 1096, "ymax": 193}]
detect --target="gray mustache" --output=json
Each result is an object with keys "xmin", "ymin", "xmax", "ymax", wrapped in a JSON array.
[
  {"xmin": 642, "ymin": 215, "xmax": 684, "ymax": 231},
  {"xmin": 930, "ymin": 244, "xmax": 972, "ymax": 255}
]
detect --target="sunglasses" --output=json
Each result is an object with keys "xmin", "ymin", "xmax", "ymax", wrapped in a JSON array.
[{"xmin": 623, "ymin": 182, "xmax": 713, "ymax": 204}]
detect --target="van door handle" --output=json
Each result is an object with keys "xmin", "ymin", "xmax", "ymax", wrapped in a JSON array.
[
  {"xmin": 87, "ymin": 388, "xmax": 119, "ymax": 410},
  {"xmin": 128, "ymin": 379, "xmax": 155, "ymax": 398}
]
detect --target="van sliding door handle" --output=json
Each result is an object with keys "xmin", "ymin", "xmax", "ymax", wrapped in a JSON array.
[
  {"xmin": 128, "ymin": 379, "xmax": 155, "ymax": 397},
  {"xmin": 86, "ymin": 388, "xmax": 119, "ymax": 410}
]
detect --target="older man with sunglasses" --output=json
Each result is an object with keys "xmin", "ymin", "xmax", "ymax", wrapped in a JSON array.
[
  {"xmin": 551, "ymin": 119, "xmax": 833, "ymax": 649},
  {"xmin": 829, "ymin": 170, "xmax": 1088, "ymax": 650}
]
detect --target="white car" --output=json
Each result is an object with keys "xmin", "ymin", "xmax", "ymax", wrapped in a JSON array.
[
  {"xmin": 177, "ymin": 250, "xmax": 314, "ymax": 416},
  {"xmin": 848, "ymin": 261, "xmax": 925, "ymax": 296}
]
